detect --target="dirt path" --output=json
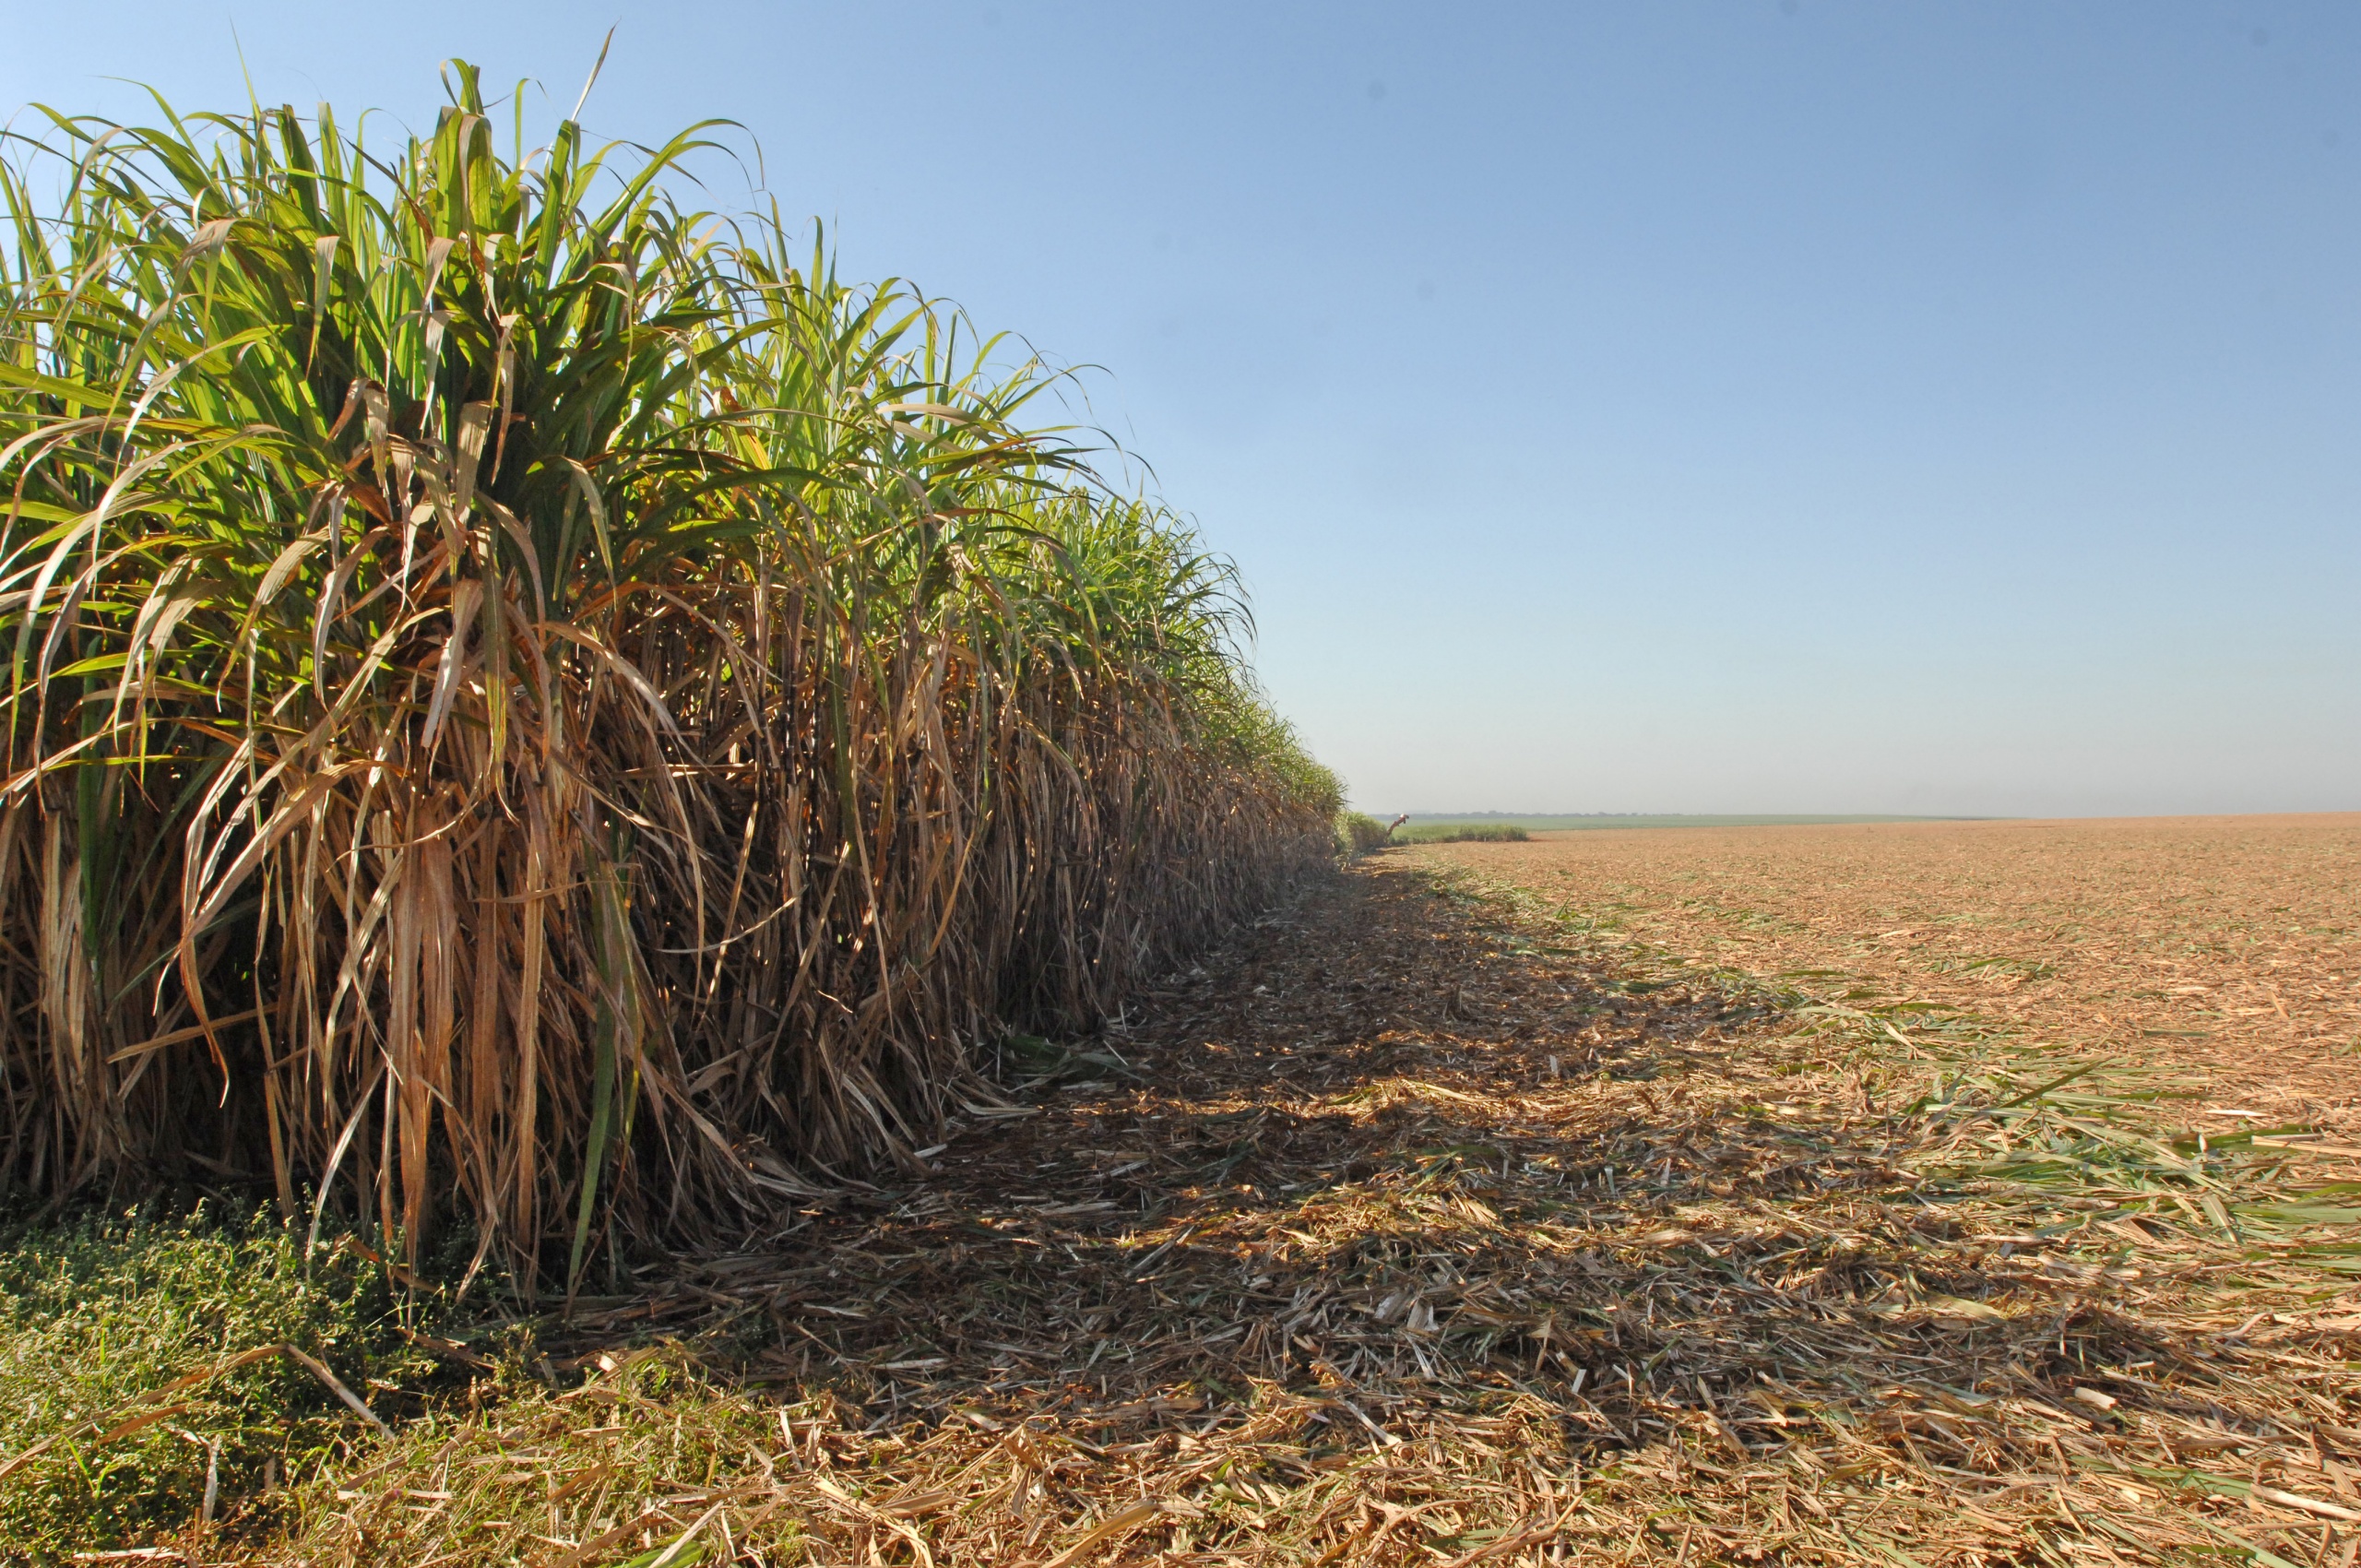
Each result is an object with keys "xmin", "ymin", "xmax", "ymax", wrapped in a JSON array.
[{"xmin": 293, "ymin": 849, "xmax": 2361, "ymax": 1567}]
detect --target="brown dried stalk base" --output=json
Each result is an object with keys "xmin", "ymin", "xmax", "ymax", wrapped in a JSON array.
[{"xmin": 262, "ymin": 834, "xmax": 2359, "ymax": 1567}]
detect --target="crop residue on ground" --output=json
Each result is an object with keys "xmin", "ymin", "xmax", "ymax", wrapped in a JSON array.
[
  {"xmin": 1425, "ymin": 813, "xmax": 2360, "ymax": 1130},
  {"xmin": 255, "ymin": 815, "xmax": 2359, "ymax": 1565}
]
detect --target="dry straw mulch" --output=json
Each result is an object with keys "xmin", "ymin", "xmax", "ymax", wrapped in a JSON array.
[
  {"xmin": 1429, "ymin": 814, "xmax": 2361, "ymax": 1130},
  {"xmin": 243, "ymin": 827, "xmax": 2357, "ymax": 1566}
]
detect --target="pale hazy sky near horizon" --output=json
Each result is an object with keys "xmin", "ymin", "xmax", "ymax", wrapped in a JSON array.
[{"xmin": 6, "ymin": 4, "xmax": 2356, "ymax": 819}]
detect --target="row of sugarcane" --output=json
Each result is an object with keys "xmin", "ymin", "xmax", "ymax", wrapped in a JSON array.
[{"xmin": 0, "ymin": 64, "xmax": 1340, "ymax": 1291}]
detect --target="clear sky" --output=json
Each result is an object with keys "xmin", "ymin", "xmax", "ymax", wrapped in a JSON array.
[{"xmin": 8, "ymin": 4, "xmax": 2356, "ymax": 818}]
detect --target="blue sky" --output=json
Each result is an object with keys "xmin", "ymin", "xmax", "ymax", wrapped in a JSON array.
[{"xmin": 8, "ymin": 4, "xmax": 2355, "ymax": 816}]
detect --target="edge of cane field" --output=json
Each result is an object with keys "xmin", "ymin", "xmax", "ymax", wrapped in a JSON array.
[{"xmin": 11, "ymin": 819, "xmax": 2353, "ymax": 1566}]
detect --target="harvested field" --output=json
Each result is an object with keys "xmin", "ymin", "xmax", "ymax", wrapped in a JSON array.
[
  {"xmin": 217, "ymin": 817, "xmax": 2358, "ymax": 1566},
  {"xmin": 1425, "ymin": 814, "xmax": 2361, "ymax": 1130}
]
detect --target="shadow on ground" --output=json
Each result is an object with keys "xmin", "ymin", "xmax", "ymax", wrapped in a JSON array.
[
  {"xmin": 548, "ymin": 861, "xmax": 2287, "ymax": 1470},
  {"xmin": 288, "ymin": 858, "xmax": 2358, "ymax": 1565}
]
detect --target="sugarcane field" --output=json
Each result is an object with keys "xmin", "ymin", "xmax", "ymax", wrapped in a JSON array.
[{"xmin": 3, "ymin": 26, "xmax": 2357, "ymax": 1568}]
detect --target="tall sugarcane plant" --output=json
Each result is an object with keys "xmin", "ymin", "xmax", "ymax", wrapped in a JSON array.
[{"xmin": 0, "ymin": 65, "xmax": 1339, "ymax": 1291}]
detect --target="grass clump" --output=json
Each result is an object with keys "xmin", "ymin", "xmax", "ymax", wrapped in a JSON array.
[
  {"xmin": 1338, "ymin": 811, "xmax": 1396, "ymax": 853},
  {"xmin": 0, "ymin": 1206, "xmax": 407, "ymax": 1556},
  {"xmin": 268, "ymin": 1347, "xmax": 798, "ymax": 1564}
]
